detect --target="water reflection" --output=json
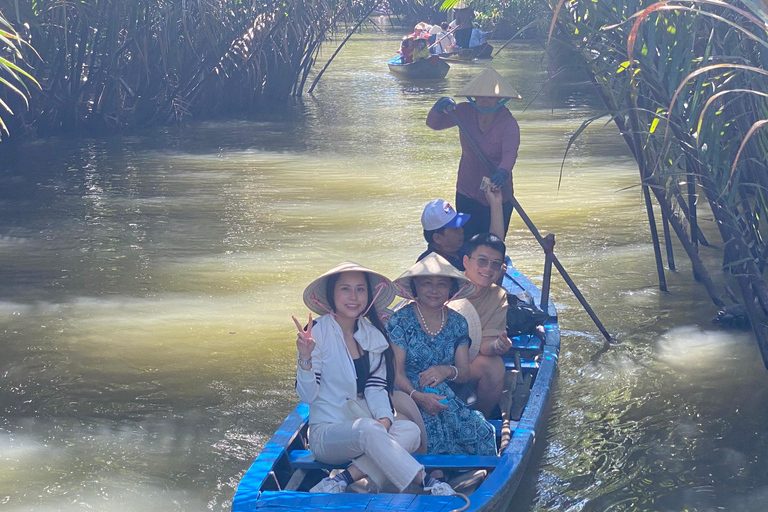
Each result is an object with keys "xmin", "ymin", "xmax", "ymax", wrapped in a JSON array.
[{"xmin": 1, "ymin": 30, "xmax": 767, "ymax": 512}]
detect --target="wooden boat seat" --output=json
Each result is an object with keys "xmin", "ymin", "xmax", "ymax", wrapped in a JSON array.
[
  {"xmin": 510, "ymin": 334, "xmax": 544, "ymax": 350},
  {"xmin": 288, "ymin": 450, "xmax": 501, "ymax": 471}
]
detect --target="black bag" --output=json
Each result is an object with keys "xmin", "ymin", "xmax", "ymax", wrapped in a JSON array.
[{"xmin": 506, "ymin": 294, "xmax": 551, "ymax": 339}]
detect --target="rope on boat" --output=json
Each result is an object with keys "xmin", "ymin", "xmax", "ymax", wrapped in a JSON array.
[{"xmin": 448, "ymin": 492, "xmax": 470, "ymax": 512}]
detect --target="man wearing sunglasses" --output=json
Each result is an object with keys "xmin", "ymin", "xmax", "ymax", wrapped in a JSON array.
[{"xmin": 462, "ymin": 233, "xmax": 513, "ymax": 417}]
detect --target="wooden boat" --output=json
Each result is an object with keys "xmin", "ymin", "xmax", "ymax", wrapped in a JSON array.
[
  {"xmin": 388, "ymin": 55, "xmax": 450, "ymax": 79},
  {"xmin": 436, "ymin": 44, "xmax": 494, "ymax": 63},
  {"xmin": 232, "ymin": 258, "xmax": 560, "ymax": 512}
]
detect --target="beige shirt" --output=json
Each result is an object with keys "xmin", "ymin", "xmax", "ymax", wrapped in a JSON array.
[
  {"xmin": 469, "ymin": 284, "xmax": 508, "ymax": 340},
  {"xmin": 450, "ymin": 284, "xmax": 507, "ymax": 361},
  {"xmin": 448, "ymin": 299, "xmax": 482, "ymax": 361}
]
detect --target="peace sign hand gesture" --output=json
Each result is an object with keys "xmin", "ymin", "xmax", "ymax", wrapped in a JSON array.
[{"xmin": 292, "ymin": 313, "xmax": 316, "ymax": 360}]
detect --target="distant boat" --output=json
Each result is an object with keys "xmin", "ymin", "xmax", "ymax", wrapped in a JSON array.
[
  {"xmin": 437, "ymin": 43, "xmax": 494, "ymax": 63},
  {"xmin": 231, "ymin": 257, "xmax": 561, "ymax": 512},
  {"xmin": 387, "ymin": 55, "xmax": 450, "ymax": 79}
]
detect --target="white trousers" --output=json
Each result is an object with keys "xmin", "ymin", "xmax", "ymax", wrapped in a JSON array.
[{"xmin": 309, "ymin": 418, "xmax": 423, "ymax": 492}]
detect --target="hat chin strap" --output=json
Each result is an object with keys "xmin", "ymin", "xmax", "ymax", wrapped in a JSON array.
[
  {"xmin": 310, "ymin": 281, "xmax": 387, "ymax": 320},
  {"xmin": 447, "ymin": 283, "xmax": 471, "ymax": 303},
  {"xmin": 468, "ymin": 97, "xmax": 509, "ymax": 114},
  {"xmin": 310, "ymin": 293, "xmax": 337, "ymax": 318},
  {"xmin": 356, "ymin": 281, "xmax": 386, "ymax": 320}
]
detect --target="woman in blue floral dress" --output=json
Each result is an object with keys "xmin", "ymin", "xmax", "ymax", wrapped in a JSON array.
[{"xmin": 387, "ymin": 253, "xmax": 497, "ymax": 456}]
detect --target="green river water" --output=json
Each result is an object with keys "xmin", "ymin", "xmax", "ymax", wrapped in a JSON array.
[{"xmin": 1, "ymin": 29, "xmax": 767, "ymax": 512}]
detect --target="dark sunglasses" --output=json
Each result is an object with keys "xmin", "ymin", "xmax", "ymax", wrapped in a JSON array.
[{"xmin": 470, "ymin": 256, "xmax": 504, "ymax": 272}]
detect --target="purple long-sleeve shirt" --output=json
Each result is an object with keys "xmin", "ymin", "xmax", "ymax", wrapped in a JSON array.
[{"xmin": 426, "ymin": 102, "xmax": 520, "ymax": 206}]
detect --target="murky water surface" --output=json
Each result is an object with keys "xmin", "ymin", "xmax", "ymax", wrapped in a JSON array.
[{"xmin": 1, "ymin": 29, "xmax": 766, "ymax": 511}]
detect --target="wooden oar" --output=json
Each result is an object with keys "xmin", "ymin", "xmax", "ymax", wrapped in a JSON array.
[
  {"xmin": 446, "ymin": 110, "xmax": 615, "ymax": 345},
  {"xmin": 427, "ymin": 26, "xmax": 457, "ymax": 52}
]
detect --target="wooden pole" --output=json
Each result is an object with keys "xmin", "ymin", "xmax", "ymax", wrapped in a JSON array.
[
  {"xmin": 427, "ymin": 26, "xmax": 457, "ymax": 52},
  {"xmin": 308, "ymin": 8, "xmax": 375, "ymax": 95},
  {"xmin": 540, "ymin": 234, "xmax": 554, "ymax": 311},
  {"xmin": 492, "ymin": 20, "xmax": 540, "ymax": 57}
]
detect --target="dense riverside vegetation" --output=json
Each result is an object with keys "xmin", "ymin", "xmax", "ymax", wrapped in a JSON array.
[
  {"xmin": 0, "ymin": 10, "xmax": 38, "ymax": 138},
  {"xmin": 548, "ymin": 0, "xmax": 768, "ymax": 367},
  {"xmin": 0, "ymin": 0, "xmax": 549, "ymax": 138},
  {"xmin": 0, "ymin": 0, "xmax": 378, "ymax": 135},
  {"xmin": 438, "ymin": 0, "xmax": 548, "ymax": 39}
]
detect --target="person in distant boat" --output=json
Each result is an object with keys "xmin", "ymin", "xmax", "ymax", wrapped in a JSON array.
[
  {"xmin": 428, "ymin": 24, "xmax": 441, "ymax": 49},
  {"xmin": 411, "ymin": 22, "xmax": 430, "ymax": 39},
  {"xmin": 426, "ymin": 67, "xmax": 522, "ymax": 242},
  {"xmin": 387, "ymin": 254, "xmax": 497, "ymax": 456},
  {"xmin": 418, "ymin": 199, "xmax": 470, "ymax": 271},
  {"xmin": 469, "ymin": 27, "xmax": 488, "ymax": 48},
  {"xmin": 399, "ymin": 37, "xmax": 415, "ymax": 64},
  {"xmin": 412, "ymin": 38, "xmax": 430, "ymax": 62},
  {"xmin": 434, "ymin": 22, "xmax": 455, "ymax": 54},
  {"xmin": 294, "ymin": 262, "xmax": 455, "ymax": 495},
  {"xmin": 450, "ymin": 5, "xmax": 474, "ymax": 48}
]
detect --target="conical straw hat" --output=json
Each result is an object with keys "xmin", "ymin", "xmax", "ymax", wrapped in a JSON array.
[
  {"xmin": 448, "ymin": 298, "xmax": 483, "ymax": 360},
  {"xmin": 393, "ymin": 253, "xmax": 476, "ymax": 300},
  {"xmin": 457, "ymin": 67, "xmax": 521, "ymax": 99},
  {"xmin": 302, "ymin": 261, "xmax": 396, "ymax": 315}
]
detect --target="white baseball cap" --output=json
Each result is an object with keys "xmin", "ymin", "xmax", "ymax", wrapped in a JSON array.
[{"xmin": 421, "ymin": 199, "xmax": 471, "ymax": 231}]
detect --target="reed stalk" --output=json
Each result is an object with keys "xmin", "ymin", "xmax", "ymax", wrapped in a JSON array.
[
  {"xmin": 547, "ymin": 0, "xmax": 768, "ymax": 367},
  {"xmin": 0, "ymin": 7, "xmax": 39, "ymax": 138}
]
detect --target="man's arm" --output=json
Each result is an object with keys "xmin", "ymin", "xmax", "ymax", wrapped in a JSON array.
[{"xmin": 485, "ymin": 184, "xmax": 505, "ymax": 240}]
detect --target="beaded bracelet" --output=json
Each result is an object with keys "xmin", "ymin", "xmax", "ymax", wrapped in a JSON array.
[{"xmin": 446, "ymin": 365, "xmax": 459, "ymax": 382}]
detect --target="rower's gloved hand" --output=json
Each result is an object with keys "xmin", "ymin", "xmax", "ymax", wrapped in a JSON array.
[
  {"xmin": 491, "ymin": 168, "xmax": 510, "ymax": 186},
  {"xmin": 433, "ymin": 97, "xmax": 456, "ymax": 114}
]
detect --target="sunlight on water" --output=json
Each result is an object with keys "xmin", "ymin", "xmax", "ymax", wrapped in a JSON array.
[
  {"xmin": 1, "ymin": 29, "xmax": 767, "ymax": 512},
  {"xmin": 655, "ymin": 326, "xmax": 747, "ymax": 371}
]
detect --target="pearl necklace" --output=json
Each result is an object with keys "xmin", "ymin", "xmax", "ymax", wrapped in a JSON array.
[{"xmin": 415, "ymin": 302, "xmax": 445, "ymax": 337}]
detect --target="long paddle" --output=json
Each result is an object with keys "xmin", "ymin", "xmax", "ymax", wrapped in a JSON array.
[
  {"xmin": 427, "ymin": 26, "xmax": 457, "ymax": 52},
  {"xmin": 446, "ymin": 110, "xmax": 615, "ymax": 345}
]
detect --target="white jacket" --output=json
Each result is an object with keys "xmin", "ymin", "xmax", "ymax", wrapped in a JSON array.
[{"xmin": 296, "ymin": 314, "xmax": 394, "ymax": 425}]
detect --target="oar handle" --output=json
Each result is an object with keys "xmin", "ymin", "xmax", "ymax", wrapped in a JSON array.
[{"xmin": 445, "ymin": 110, "xmax": 615, "ymax": 345}]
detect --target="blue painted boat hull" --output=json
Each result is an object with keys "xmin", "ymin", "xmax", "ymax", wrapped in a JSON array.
[{"xmin": 232, "ymin": 259, "xmax": 560, "ymax": 511}]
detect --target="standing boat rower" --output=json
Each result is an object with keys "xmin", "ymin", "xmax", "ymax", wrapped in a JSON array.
[{"xmin": 426, "ymin": 67, "xmax": 522, "ymax": 242}]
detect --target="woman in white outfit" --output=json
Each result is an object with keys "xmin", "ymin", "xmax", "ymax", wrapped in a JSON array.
[{"xmin": 294, "ymin": 262, "xmax": 455, "ymax": 495}]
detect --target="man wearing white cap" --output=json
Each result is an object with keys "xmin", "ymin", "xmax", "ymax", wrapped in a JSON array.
[{"xmin": 417, "ymin": 199, "xmax": 471, "ymax": 271}]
